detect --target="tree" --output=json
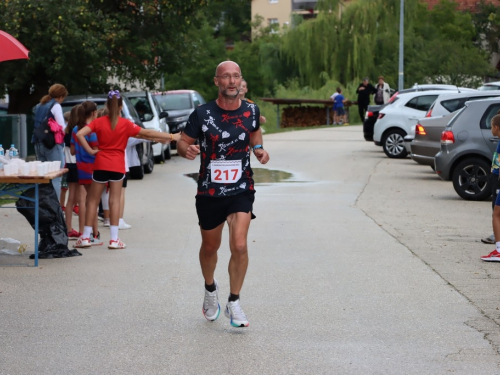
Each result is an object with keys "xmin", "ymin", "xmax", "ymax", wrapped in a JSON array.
[{"xmin": 0, "ymin": 0, "xmax": 210, "ymax": 113}]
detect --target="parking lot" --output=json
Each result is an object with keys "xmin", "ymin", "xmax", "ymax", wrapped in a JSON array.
[{"xmin": 2, "ymin": 125, "xmax": 500, "ymax": 374}]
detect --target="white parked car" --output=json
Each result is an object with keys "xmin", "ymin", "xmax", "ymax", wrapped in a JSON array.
[
  {"xmin": 125, "ymin": 91, "xmax": 171, "ymax": 162},
  {"xmin": 373, "ymin": 90, "xmax": 463, "ymax": 158},
  {"xmin": 478, "ymin": 81, "xmax": 500, "ymax": 91},
  {"xmin": 403, "ymin": 90, "xmax": 498, "ymax": 151}
]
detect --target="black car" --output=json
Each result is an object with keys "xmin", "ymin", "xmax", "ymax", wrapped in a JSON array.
[
  {"xmin": 153, "ymin": 90, "xmax": 206, "ymax": 149},
  {"xmin": 61, "ymin": 94, "xmax": 155, "ymax": 179}
]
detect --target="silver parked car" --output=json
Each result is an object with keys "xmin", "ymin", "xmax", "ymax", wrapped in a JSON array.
[
  {"xmin": 435, "ymin": 98, "xmax": 500, "ymax": 201},
  {"xmin": 410, "ymin": 110, "xmax": 459, "ymax": 169}
]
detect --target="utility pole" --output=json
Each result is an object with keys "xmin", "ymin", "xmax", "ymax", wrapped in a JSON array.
[{"xmin": 398, "ymin": 0, "xmax": 404, "ymax": 91}]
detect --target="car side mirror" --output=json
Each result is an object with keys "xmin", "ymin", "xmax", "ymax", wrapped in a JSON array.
[{"xmin": 159, "ymin": 111, "xmax": 169, "ymax": 119}]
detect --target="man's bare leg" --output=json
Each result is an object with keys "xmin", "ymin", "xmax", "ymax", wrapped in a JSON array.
[
  {"xmin": 226, "ymin": 212, "xmax": 252, "ymax": 295},
  {"xmin": 200, "ymin": 223, "xmax": 224, "ymax": 285}
]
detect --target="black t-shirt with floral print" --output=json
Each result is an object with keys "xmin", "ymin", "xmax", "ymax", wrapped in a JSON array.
[{"xmin": 184, "ymin": 100, "xmax": 260, "ymax": 197}]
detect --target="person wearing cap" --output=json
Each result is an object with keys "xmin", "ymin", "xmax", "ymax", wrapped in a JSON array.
[{"xmin": 356, "ymin": 77, "xmax": 376, "ymax": 122}]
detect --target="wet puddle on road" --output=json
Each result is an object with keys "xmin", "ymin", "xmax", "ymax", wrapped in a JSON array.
[{"xmin": 185, "ymin": 168, "xmax": 303, "ymax": 185}]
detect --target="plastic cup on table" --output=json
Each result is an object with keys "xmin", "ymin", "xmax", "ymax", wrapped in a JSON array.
[
  {"xmin": 3, "ymin": 164, "xmax": 12, "ymax": 176},
  {"xmin": 11, "ymin": 163, "xmax": 19, "ymax": 174},
  {"xmin": 53, "ymin": 161, "xmax": 60, "ymax": 171},
  {"xmin": 29, "ymin": 162, "xmax": 37, "ymax": 172},
  {"xmin": 36, "ymin": 163, "xmax": 45, "ymax": 176},
  {"xmin": 22, "ymin": 164, "xmax": 30, "ymax": 175}
]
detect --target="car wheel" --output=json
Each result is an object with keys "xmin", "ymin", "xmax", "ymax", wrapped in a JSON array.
[
  {"xmin": 452, "ymin": 158, "xmax": 491, "ymax": 201},
  {"xmin": 155, "ymin": 146, "xmax": 166, "ymax": 163},
  {"xmin": 164, "ymin": 144, "xmax": 172, "ymax": 160},
  {"xmin": 382, "ymin": 129, "xmax": 408, "ymax": 159},
  {"xmin": 129, "ymin": 165, "xmax": 144, "ymax": 180},
  {"xmin": 144, "ymin": 144, "xmax": 154, "ymax": 174}
]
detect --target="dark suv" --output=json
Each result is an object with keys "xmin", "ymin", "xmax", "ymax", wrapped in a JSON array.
[{"xmin": 61, "ymin": 94, "xmax": 155, "ymax": 179}]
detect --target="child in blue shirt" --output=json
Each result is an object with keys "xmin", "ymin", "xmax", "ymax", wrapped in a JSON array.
[{"xmin": 332, "ymin": 87, "xmax": 347, "ymax": 125}]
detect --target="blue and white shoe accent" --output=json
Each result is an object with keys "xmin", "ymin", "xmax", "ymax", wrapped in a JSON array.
[{"xmin": 225, "ymin": 299, "xmax": 249, "ymax": 327}]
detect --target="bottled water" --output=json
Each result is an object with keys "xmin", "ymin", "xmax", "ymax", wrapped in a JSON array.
[
  {"xmin": 9, "ymin": 144, "xmax": 18, "ymax": 159},
  {"xmin": 0, "ymin": 144, "xmax": 3, "ymax": 170}
]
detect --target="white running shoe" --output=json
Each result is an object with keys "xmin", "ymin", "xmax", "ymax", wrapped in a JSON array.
[
  {"xmin": 108, "ymin": 239, "xmax": 126, "ymax": 250},
  {"xmin": 118, "ymin": 221, "xmax": 131, "ymax": 230},
  {"xmin": 203, "ymin": 279, "xmax": 220, "ymax": 321},
  {"xmin": 103, "ymin": 219, "xmax": 110, "ymax": 227},
  {"xmin": 225, "ymin": 299, "xmax": 249, "ymax": 327},
  {"xmin": 73, "ymin": 237, "xmax": 91, "ymax": 248}
]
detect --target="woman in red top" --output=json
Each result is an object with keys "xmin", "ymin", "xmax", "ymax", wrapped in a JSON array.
[{"xmin": 76, "ymin": 90, "xmax": 178, "ymax": 249}]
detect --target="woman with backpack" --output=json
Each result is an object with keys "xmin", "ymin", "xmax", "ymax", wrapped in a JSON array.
[{"xmin": 32, "ymin": 83, "xmax": 68, "ymax": 200}]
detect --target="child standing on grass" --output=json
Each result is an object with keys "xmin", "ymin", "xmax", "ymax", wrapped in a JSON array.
[
  {"xmin": 72, "ymin": 102, "xmax": 103, "ymax": 248},
  {"xmin": 75, "ymin": 90, "xmax": 178, "ymax": 249},
  {"xmin": 482, "ymin": 112, "xmax": 500, "ymax": 261}
]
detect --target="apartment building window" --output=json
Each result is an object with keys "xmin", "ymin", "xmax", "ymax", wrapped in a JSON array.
[
  {"xmin": 269, "ymin": 0, "xmax": 279, "ymax": 3},
  {"xmin": 269, "ymin": 18, "xmax": 279, "ymax": 33}
]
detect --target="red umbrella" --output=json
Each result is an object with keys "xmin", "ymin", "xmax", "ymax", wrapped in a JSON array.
[{"xmin": 0, "ymin": 30, "xmax": 29, "ymax": 63}]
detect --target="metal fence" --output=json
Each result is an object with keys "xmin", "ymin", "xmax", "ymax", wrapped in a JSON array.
[{"xmin": 0, "ymin": 114, "xmax": 35, "ymax": 158}]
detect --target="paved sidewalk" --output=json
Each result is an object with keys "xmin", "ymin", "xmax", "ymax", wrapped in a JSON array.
[{"xmin": 1, "ymin": 126, "xmax": 499, "ymax": 374}]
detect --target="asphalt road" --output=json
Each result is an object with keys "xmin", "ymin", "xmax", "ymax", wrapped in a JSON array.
[{"xmin": 1, "ymin": 126, "xmax": 500, "ymax": 374}]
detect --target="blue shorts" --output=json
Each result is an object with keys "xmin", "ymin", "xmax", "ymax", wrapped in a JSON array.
[{"xmin": 334, "ymin": 107, "xmax": 345, "ymax": 116}]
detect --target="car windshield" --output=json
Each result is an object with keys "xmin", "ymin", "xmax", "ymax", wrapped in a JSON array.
[{"xmin": 154, "ymin": 94, "xmax": 191, "ymax": 111}]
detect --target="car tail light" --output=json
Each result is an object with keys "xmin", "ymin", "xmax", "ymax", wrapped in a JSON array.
[
  {"xmin": 416, "ymin": 124, "xmax": 426, "ymax": 135},
  {"xmin": 441, "ymin": 130, "xmax": 455, "ymax": 144},
  {"xmin": 367, "ymin": 111, "xmax": 374, "ymax": 118},
  {"xmin": 426, "ymin": 108, "xmax": 432, "ymax": 117},
  {"xmin": 378, "ymin": 113, "xmax": 386, "ymax": 119}
]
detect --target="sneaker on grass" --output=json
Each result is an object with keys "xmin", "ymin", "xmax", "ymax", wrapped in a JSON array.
[
  {"xmin": 481, "ymin": 250, "xmax": 500, "ymax": 262},
  {"xmin": 203, "ymin": 279, "xmax": 220, "ymax": 321},
  {"xmin": 225, "ymin": 299, "xmax": 249, "ymax": 327}
]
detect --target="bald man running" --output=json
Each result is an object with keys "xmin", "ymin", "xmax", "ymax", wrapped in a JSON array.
[{"xmin": 178, "ymin": 61, "xmax": 270, "ymax": 327}]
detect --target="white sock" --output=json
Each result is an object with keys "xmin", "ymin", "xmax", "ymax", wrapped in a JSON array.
[
  {"xmin": 119, "ymin": 218, "xmax": 124, "ymax": 226},
  {"xmin": 110, "ymin": 226, "xmax": 119, "ymax": 241},
  {"xmin": 82, "ymin": 226, "xmax": 92, "ymax": 239},
  {"xmin": 496, "ymin": 242, "xmax": 500, "ymax": 252}
]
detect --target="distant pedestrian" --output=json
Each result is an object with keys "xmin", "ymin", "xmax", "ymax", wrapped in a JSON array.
[
  {"xmin": 374, "ymin": 76, "xmax": 391, "ymax": 105},
  {"xmin": 481, "ymin": 113, "xmax": 500, "ymax": 261},
  {"xmin": 239, "ymin": 79, "xmax": 267, "ymax": 124},
  {"xmin": 332, "ymin": 87, "xmax": 347, "ymax": 125},
  {"xmin": 32, "ymin": 83, "xmax": 68, "ymax": 200},
  {"xmin": 356, "ymin": 78, "xmax": 376, "ymax": 122}
]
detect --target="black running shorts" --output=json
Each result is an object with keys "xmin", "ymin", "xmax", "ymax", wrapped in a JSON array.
[
  {"xmin": 195, "ymin": 191, "xmax": 256, "ymax": 231},
  {"xmin": 66, "ymin": 163, "xmax": 79, "ymax": 184},
  {"xmin": 93, "ymin": 170, "xmax": 125, "ymax": 184}
]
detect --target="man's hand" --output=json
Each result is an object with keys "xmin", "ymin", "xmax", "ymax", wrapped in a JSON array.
[
  {"xmin": 186, "ymin": 145, "xmax": 200, "ymax": 160},
  {"xmin": 260, "ymin": 115, "xmax": 267, "ymax": 124},
  {"xmin": 254, "ymin": 149, "xmax": 269, "ymax": 164},
  {"xmin": 358, "ymin": 87, "xmax": 365, "ymax": 91}
]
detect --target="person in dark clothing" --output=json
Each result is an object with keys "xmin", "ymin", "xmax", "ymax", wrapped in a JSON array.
[{"xmin": 356, "ymin": 78, "xmax": 376, "ymax": 122}]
